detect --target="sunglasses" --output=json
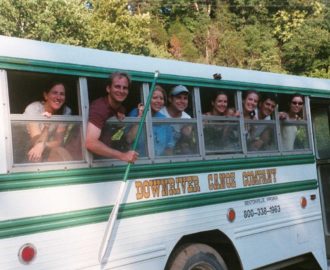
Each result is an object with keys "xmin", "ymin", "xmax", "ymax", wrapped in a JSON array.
[{"xmin": 291, "ymin": 101, "xmax": 303, "ymax": 105}]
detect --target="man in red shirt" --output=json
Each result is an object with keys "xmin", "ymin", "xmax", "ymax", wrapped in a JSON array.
[{"xmin": 86, "ymin": 72, "xmax": 138, "ymax": 163}]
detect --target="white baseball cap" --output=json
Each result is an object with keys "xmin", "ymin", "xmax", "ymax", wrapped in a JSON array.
[{"xmin": 170, "ymin": 85, "xmax": 189, "ymax": 96}]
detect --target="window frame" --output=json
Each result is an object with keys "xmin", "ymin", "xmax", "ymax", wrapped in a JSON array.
[{"xmin": 5, "ymin": 70, "xmax": 86, "ymax": 172}]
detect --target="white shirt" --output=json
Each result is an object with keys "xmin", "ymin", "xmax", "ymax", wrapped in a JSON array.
[
  {"xmin": 255, "ymin": 108, "xmax": 271, "ymax": 120},
  {"xmin": 159, "ymin": 107, "xmax": 191, "ymax": 119}
]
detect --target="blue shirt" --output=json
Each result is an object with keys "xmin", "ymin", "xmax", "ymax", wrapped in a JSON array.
[{"xmin": 128, "ymin": 109, "xmax": 174, "ymax": 156}]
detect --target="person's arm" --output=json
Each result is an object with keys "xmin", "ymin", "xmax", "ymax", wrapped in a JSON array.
[
  {"xmin": 27, "ymin": 125, "xmax": 49, "ymax": 161},
  {"xmin": 86, "ymin": 122, "xmax": 138, "ymax": 162},
  {"xmin": 27, "ymin": 122, "xmax": 42, "ymax": 138},
  {"xmin": 163, "ymin": 125, "xmax": 175, "ymax": 155},
  {"xmin": 46, "ymin": 125, "xmax": 66, "ymax": 148},
  {"xmin": 126, "ymin": 105, "xmax": 143, "ymax": 144}
]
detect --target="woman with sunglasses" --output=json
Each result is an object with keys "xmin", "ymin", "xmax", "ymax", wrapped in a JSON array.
[{"xmin": 280, "ymin": 94, "xmax": 304, "ymax": 150}]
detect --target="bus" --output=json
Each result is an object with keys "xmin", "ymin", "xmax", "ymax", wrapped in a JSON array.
[{"xmin": 0, "ymin": 35, "xmax": 329, "ymax": 270}]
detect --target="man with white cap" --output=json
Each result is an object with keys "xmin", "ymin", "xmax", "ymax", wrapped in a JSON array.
[
  {"xmin": 160, "ymin": 85, "xmax": 195, "ymax": 154},
  {"xmin": 160, "ymin": 85, "xmax": 191, "ymax": 119}
]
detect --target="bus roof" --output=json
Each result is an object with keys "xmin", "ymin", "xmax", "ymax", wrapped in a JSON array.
[{"xmin": 0, "ymin": 35, "xmax": 329, "ymax": 93}]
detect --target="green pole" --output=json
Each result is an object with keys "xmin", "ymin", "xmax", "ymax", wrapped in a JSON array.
[
  {"xmin": 122, "ymin": 70, "xmax": 159, "ymax": 181},
  {"xmin": 99, "ymin": 71, "xmax": 159, "ymax": 264}
]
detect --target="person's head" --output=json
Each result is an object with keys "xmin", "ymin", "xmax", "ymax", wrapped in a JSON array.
[
  {"xmin": 43, "ymin": 81, "xmax": 66, "ymax": 115},
  {"xmin": 168, "ymin": 85, "xmax": 189, "ymax": 115},
  {"xmin": 258, "ymin": 93, "xmax": 277, "ymax": 119},
  {"xmin": 243, "ymin": 90, "xmax": 259, "ymax": 118},
  {"xmin": 106, "ymin": 72, "xmax": 131, "ymax": 106},
  {"xmin": 288, "ymin": 94, "xmax": 304, "ymax": 119},
  {"xmin": 211, "ymin": 91, "xmax": 228, "ymax": 116},
  {"xmin": 151, "ymin": 85, "xmax": 166, "ymax": 113}
]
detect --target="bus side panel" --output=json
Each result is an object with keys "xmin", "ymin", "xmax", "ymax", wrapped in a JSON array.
[
  {"xmin": 0, "ymin": 190, "xmax": 326, "ymax": 269},
  {"xmin": 234, "ymin": 191, "xmax": 326, "ymax": 269}
]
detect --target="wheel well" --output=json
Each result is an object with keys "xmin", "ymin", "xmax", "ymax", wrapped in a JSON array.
[{"xmin": 165, "ymin": 230, "xmax": 243, "ymax": 270}]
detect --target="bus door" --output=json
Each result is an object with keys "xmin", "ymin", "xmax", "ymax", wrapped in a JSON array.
[{"xmin": 311, "ymin": 99, "xmax": 330, "ymax": 258}]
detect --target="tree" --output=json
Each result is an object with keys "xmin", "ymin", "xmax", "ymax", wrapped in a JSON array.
[
  {"xmin": 86, "ymin": 0, "xmax": 151, "ymax": 55},
  {"xmin": 281, "ymin": 24, "xmax": 330, "ymax": 77},
  {"xmin": 168, "ymin": 19, "xmax": 199, "ymax": 61},
  {"xmin": 241, "ymin": 24, "xmax": 283, "ymax": 72},
  {"xmin": 0, "ymin": 0, "xmax": 90, "ymax": 46}
]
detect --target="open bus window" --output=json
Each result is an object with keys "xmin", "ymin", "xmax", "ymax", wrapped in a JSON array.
[
  {"xmin": 278, "ymin": 94, "xmax": 311, "ymax": 152},
  {"xmin": 151, "ymin": 84, "xmax": 199, "ymax": 158},
  {"xmin": 242, "ymin": 91, "xmax": 279, "ymax": 153},
  {"xmin": 200, "ymin": 88, "xmax": 241, "ymax": 155},
  {"xmin": 7, "ymin": 70, "xmax": 79, "ymax": 115},
  {"xmin": 7, "ymin": 70, "xmax": 84, "ymax": 165},
  {"xmin": 87, "ymin": 77, "xmax": 146, "ymax": 161}
]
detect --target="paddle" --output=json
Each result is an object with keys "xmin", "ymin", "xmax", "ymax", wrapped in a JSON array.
[{"xmin": 98, "ymin": 71, "xmax": 159, "ymax": 264}]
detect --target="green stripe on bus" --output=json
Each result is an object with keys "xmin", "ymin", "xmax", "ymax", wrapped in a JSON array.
[
  {"xmin": 0, "ymin": 180, "xmax": 317, "ymax": 239},
  {"xmin": 0, "ymin": 56, "xmax": 329, "ymax": 97},
  {"xmin": 0, "ymin": 206, "xmax": 112, "ymax": 239},
  {"xmin": 0, "ymin": 154, "xmax": 315, "ymax": 191}
]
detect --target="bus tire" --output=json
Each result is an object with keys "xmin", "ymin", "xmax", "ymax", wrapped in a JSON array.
[{"xmin": 167, "ymin": 243, "xmax": 228, "ymax": 270}]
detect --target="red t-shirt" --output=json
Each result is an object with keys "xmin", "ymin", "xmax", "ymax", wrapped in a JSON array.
[{"xmin": 88, "ymin": 96, "xmax": 125, "ymax": 129}]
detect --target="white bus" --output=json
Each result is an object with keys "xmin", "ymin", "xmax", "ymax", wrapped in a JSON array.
[{"xmin": 0, "ymin": 35, "xmax": 329, "ymax": 270}]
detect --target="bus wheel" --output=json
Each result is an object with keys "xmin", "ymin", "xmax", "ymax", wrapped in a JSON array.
[{"xmin": 167, "ymin": 243, "xmax": 228, "ymax": 270}]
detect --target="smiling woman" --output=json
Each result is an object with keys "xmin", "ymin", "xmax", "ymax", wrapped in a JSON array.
[
  {"xmin": 23, "ymin": 81, "xmax": 72, "ymax": 162},
  {"xmin": 243, "ymin": 90, "xmax": 260, "ymax": 119},
  {"xmin": 280, "ymin": 94, "xmax": 307, "ymax": 151}
]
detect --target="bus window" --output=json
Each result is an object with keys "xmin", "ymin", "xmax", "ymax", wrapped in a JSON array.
[
  {"xmin": 11, "ymin": 120, "xmax": 83, "ymax": 163},
  {"xmin": 152, "ymin": 84, "xmax": 199, "ymax": 158},
  {"xmin": 312, "ymin": 103, "xmax": 330, "ymax": 159},
  {"xmin": 278, "ymin": 94, "xmax": 310, "ymax": 151},
  {"xmin": 87, "ymin": 77, "xmax": 147, "ymax": 160},
  {"xmin": 8, "ymin": 70, "xmax": 84, "ymax": 165},
  {"xmin": 201, "ymin": 89, "xmax": 241, "ymax": 154},
  {"xmin": 245, "ymin": 93, "xmax": 279, "ymax": 152},
  {"xmin": 8, "ymin": 71, "xmax": 79, "ymax": 115}
]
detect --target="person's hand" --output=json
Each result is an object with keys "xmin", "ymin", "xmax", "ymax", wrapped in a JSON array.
[
  {"xmin": 121, "ymin": 150, "xmax": 139, "ymax": 163},
  {"xmin": 117, "ymin": 112, "xmax": 125, "ymax": 121},
  {"xmin": 42, "ymin": 112, "xmax": 52, "ymax": 118},
  {"xmin": 234, "ymin": 110, "xmax": 240, "ymax": 117},
  {"xmin": 137, "ymin": 103, "xmax": 144, "ymax": 117},
  {"xmin": 251, "ymin": 139, "xmax": 264, "ymax": 150},
  {"xmin": 27, "ymin": 142, "xmax": 45, "ymax": 162},
  {"xmin": 279, "ymin": 112, "xmax": 288, "ymax": 120},
  {"xmin": 181, "ymin": 125, "xmax": 192, "ymax": 136}
]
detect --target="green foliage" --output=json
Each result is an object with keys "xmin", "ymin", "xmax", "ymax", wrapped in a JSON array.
[
  {"xmin": 282, "ymin": 24, "xmax": 330, "ymax": 75},
  {"xmin": 87, "ymin": 0, "xmax": 150, "ymax": 55},
  {"xmin": 272, "ymin": 0, "xmax": 326, "ymax": 43},
  {"xmin": 241, "ymin": 24, "xmax": 283, "ymax": 72},
  {"xmin": 168, "ymin": 19, "xmax": 199, "ymax": 61},
  {"xmin": 0, "ymin": 0, "xmax": 328, "ymax": 78},
  {"xmin": 0, "ymin": 0, "xmax": 90, "ymax": 45},
  {"xmin": 215, "ymin": 28, "xmax": 246, "ymax": 67}
]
